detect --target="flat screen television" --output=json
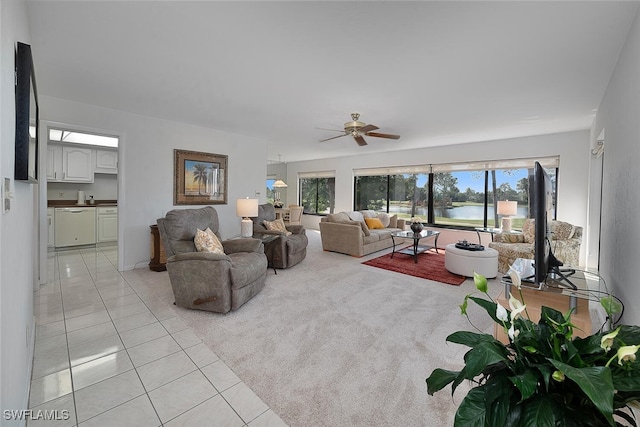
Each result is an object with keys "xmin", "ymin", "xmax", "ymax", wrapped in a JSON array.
[
  {"xmin": 528, "ymin": 161, "xmax": 576, "ymax": 289},
  {"xmin": 14, "ymin": 41, "xmax": 39, "ymax": 183}
]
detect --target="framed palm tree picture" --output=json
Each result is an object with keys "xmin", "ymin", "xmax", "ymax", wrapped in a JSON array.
[{"xmin": 173, "ymin": 149, "xmax": 228, "ymax": 205}]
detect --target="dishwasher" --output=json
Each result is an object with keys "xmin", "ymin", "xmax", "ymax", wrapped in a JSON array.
[{"xmin": 54, "ymin": 207, "xmax": 96, "ymax": 247}]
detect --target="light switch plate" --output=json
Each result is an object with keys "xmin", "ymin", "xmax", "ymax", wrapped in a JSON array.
[{"xmin": 3, "ymin": 177, "xmax": 10, "ymax": 214}]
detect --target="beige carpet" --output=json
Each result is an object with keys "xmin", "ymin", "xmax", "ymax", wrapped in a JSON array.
[{"xmin": 137, "ymin": 230, "xmax": 499, "ymax": 426}]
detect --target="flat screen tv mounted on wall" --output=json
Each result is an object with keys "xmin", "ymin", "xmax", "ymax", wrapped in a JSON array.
[
  {"xmin": 15, "ymin": 41, "xmax": 39, "ymax": 183},
  {"xmin": 527, "ymin": 161, "xmax": 576, "ymax": 290}
]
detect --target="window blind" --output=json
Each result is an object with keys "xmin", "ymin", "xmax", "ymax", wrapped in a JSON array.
[
  {"xmin": 353, "ymin": 156, "xmax": 559, "ymax": 176},
  {"xmin": 298, "ymin": 170, "xmax": 335, "ymax": 179}
]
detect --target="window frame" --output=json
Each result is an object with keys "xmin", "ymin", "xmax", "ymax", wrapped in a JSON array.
[{"xmin": 353, "ymin": 157, "xmax": 559, "ymax": 231}]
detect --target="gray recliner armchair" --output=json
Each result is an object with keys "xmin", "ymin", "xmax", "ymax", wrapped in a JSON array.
[
  {"xmin": 251, "ymin": 203, "xmax": 308, "ymax": 269},
  {"xmin": 157, "ymin": 206, "xmax": 267, "ymax": 313}
]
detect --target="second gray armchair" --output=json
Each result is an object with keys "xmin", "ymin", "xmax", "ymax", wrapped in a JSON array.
[{"xmin": 252, "ymin": 203, "xmax": 308, "ymax": 269}]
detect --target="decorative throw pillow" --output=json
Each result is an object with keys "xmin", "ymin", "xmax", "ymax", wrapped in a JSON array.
[
  {"xmin": 347, "ymin": 211, "xmax": 365, "ymax": 222},
  {"xmin": 376, "ymin": 213, "xmax": 390, "ymax": 228},
  {"xmin": 364, "ymin": 217, "xmax": 385, "ymax": 229},
  {"xmin": 263, "ymin": 218, "xmax": 292, "ymax": 236},
  {"xmin": 388, "ymin": 214, "xmax": 398, "ymax": 228},
  {"xmin": 194, "ymin": 228, "xmax": 224, "ymax": 254}
]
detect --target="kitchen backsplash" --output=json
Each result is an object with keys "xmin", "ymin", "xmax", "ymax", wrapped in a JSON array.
[{"xmin": 47, "ymin": 174, "xmax": 117, "ymax": 201}]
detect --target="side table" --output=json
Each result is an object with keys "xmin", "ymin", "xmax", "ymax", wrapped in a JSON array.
[{"xmin": 149, "ymin": 225, "xmax": 167, "ymax": 271}]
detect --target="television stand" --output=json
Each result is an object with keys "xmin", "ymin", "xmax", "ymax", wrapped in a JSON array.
[{"xmin": 505, "ymin": 259, "xmax": 580, "ymax": 312}]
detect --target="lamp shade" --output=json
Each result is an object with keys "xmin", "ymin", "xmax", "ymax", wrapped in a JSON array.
[
  {"xmin": 497, "ymin": 200, "xmax": 518, "ymax": 216},
  {"xmin": 273, "ymin": 179, "xmax": 288, "ymax": 188},
  {"xmin": 236, "ymin": 198, "xmax": 258, "ymax": 218}
]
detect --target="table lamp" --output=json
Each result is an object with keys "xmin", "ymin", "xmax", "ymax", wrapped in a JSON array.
[
  {"xmin": 236, "ymin": 198, "xmax": 259, "ymax": 238},
  {"xmin": 497, "ymin": 200, "xmax": 518, "ymax": 232}
]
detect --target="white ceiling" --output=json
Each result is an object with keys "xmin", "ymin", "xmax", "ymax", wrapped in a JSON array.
[{"xmin": 26, "ymin": 1, "xmax": 639, "ymax": 163}]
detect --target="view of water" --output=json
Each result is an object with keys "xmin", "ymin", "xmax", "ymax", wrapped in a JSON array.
[{"xmin": 389, "ymin": 205, "xmax": 528, "ymax": 219}]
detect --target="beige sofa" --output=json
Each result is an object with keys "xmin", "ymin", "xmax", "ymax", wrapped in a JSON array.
[
  {"xmin": 489, "ymin": 218, "xmax": 582, "ymax": 273},
  {"xmin": 319, "ymin": 211, "xmax": 406, "ymax": 257}
]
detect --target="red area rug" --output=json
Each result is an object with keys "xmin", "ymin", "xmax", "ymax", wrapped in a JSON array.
[{"xmin": 362, "ymin": 248, "xmax": 466, "ymax": 286}]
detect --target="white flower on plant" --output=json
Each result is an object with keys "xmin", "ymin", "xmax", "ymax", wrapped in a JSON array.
[
  {"xmin": 617, "ymin": 345, "xmax": 640, "ymax": 365},
  {"xmin": 600, "ymin": 327, "xmax": 620, "ymax": 352},
  {"xmin": 508, "ymin": 294, "xmax": 526, "ymax": 320},
  {"xmin": 496, "ymin": 302, "xmax": 509, "ymax": 322},
  {"xmin": 508, "ymin": 323, "xmax": 520, "ymax": 340},
  {"xmin": 410, "ymin": 216, "xmax": 423, "ymax": 223},
  {"xmin": 508, "ymin": 267, "xmax": 522, "ymax": 289}
]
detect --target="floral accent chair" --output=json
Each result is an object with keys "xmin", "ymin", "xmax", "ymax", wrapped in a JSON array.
[{"xmin": 488, "ymin": 218, "xmax": 582, "ymax": 273}]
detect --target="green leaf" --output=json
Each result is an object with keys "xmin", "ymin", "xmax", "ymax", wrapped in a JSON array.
[
  {"xmin": 426, "ymin": 368, "xmax": 460, "ymax": 395},
  {"xmin": 484, "ymin": 376, "xmax": 513, "ymax": 425},
  {"xmin": 460, "ymin": 294, "xmax": 470, "ymax": 315},
  {"xmin": 468, "ymin": 296, "xmax": 501, "ymax": 324},
  {"xmin": 508, "ymin": 370, "xmax": 538, "ymax": 401},
  {"xmin": 520, "ymin": 395, "xmax": 560, "ymax": 427},
  {"xmin": 454, "ymin": 387, "xmax": 486, "ymax": 427},
  {"xmin": 447, "ymin": 331, "xmax": 496, "ymax": 348},
  {"xmin": 600, "ymin": 296, "xmax": 623, "ymax": 317},
  {"xmin": 548, "ymin": 359, "xmax": 615, "ymax": 424},
  {"xmin": 612, "ymin": 370, "xmax": 640, "ymax": 392},
  {"xmin": 533, "ymin": 363, "xmax": 553, "ymax": 392},
  {"xmin": 464, "ymin": 341, "xmax": 509, "ymax": 378},
  {"xmin": 616, "ymin": 325, "xmax": 640, "ymax": 347},
  {"xmin": 540, "ymin": 306, "xmax": 567, "ymax": 330}
]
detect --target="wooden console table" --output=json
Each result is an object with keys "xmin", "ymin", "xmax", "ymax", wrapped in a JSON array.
[{"xmin": 494, "ymin": 286, "xmax": 592, "ymax": 344}]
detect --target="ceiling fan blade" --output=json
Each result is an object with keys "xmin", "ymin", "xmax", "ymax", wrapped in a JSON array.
[
  {"xmin": 315, "ymin": 127, "xmax": 345, "ymax": 133},
  {"xmin": 354, "ymin": 135, "xmax": 368, "ymax": 146},
  {"xmin": 359, "ymin": 124, "xmax": 379, "ymax": 133},
  {"xmin": 320, "ymin": 133, "xmax": 348, "ymax": 142},
  {"xmin": 365, "ymin": 132, "xmax": 400, "ymax": 140}
]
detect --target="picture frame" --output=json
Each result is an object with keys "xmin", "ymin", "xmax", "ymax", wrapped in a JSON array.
[{"xmin": 174, "ymin": 149, "xmax": 228, "ymax": 205}]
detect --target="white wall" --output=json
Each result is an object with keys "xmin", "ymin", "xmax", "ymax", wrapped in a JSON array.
[
  {"xmin": 1, "ymin": 0, "xmax": 37, "ymax": 423},
  {"xmin": 591, "ymin": 8, "xmax": 640, "ymax": 325},
  {"xmin": 39, "ymin": 95, "xmax": 267, "ymax": 270},
  {"xmin": 286, "ymin": 130, "xmax": 591, "ymax": 262},
  {"xmin": 48, "ymin": 174, "xmax": 118, "ymax": 201}
]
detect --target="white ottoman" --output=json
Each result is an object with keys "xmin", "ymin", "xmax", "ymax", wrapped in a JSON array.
[{"xmin": 445, "ymin": 243, "xmax": 498, "ymax": 278}]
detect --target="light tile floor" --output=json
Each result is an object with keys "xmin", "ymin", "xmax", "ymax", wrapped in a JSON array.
[{"xmin": 29, "ymin": 245, "xmax": 287, "ymax": 427}]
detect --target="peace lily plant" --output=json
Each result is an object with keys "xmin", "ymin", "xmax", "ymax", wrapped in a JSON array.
[{"xmin": 426, "ymin": 269, "xmax": 640, "ymax": 426}]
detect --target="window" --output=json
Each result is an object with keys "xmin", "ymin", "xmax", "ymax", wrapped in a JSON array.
[
  {"xmin": 433, "ymin": 168, "xmax": 534, "ymax": 228},
  {"xmin": 354, "ymin": 157, "xmax": 558, "ymax": 230},
  {"xmin": 49, "ymin": 128, "xmax": 118, "ymax": 148},
  {"xmin": 354, "ymin": 173, "xmax": 428, "ymax": 221},
  {"xmin": 299, "ymin": 171, "xmax": 335, "ymax": 214},
  {"xmin": 266, "ymin": 178, "xmax": 276, "ymax": 204}
]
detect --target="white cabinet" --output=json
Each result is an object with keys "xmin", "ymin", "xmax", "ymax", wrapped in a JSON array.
[
  {"xmin": 62, "ymin": 146, "xmax": 93, "ymax": 182},
  {"xmin": 97, "ymin": 206, "xmax": 118, "ymax": 242},
  {"xmin": 95, "ymin": 149, "xmax": 118, "ymax": 174},
  {"xmin": 46, "ymin": 145, "xmax": 62, "ymax": 181},
  {"xmin": 47, "ymin": 208, "xmax": 54, "ymax": 247},
  {"xmin": 47, "ymin": 144, "xmax": 94, "ymax": 183}
]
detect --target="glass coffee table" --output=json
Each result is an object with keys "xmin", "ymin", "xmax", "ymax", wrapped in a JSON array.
[{"xmin": 390, "ymin": 230, "xmax": 440, "ymax": 263}]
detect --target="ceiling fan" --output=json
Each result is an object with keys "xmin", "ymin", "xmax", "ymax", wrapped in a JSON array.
[{"xmin": 319, "ymin": 113, "xmax": 400, "ymax": 146}]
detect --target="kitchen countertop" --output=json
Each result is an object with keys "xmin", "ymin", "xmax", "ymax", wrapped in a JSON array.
[{"xmin": 48, "ymin": 200, "xmax": 117, "ymax": 208}]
